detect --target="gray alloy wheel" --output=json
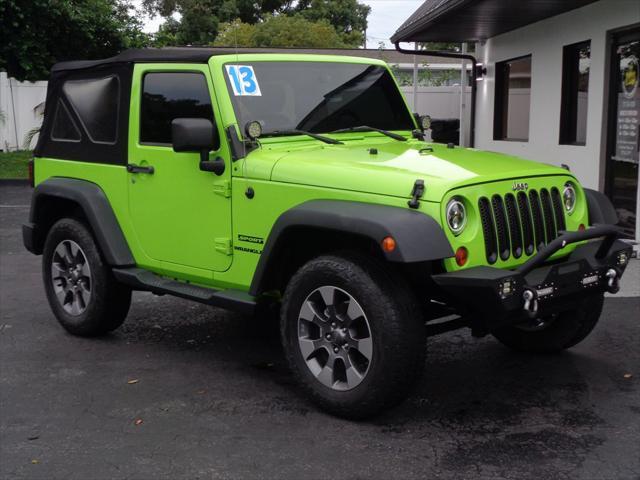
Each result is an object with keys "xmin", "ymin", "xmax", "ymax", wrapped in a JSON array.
[
  {"xmin": 297, "ymin": 285, "xmax": 373, "ymax": 391},
  {"xmin": 50, "ymin": 239, "xmax": 92, "ymax": 316}
]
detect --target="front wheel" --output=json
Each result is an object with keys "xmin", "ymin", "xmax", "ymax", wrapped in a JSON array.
[
  {"xmin": 43, "ymin": 218, "xmax": 132, "ymax": 337},
  {"xmin": 280, "ymin": 253, "xmax": 426, "ymax": 419},
  {"xmin": 492, "ymin": 294, "xmax": 604, "ymax": 353}
]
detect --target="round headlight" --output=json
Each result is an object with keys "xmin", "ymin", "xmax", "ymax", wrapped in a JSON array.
[
  {"xmin": 446, "ymin": 198, "xmax": 466, "ymax": 235},
  {"xmin": 563, "ymin": 183, "xmax": 577, "ymax": 214}
]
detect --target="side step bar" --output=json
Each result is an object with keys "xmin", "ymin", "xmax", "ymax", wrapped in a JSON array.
[{"xmin": 112, "ymin": 268, "xmax": 256, "ymax": 315}]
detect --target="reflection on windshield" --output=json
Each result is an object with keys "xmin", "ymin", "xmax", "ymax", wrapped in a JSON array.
[{"xmin": 224, "ymin": 62, "xmax": 415, "ymax": 136}]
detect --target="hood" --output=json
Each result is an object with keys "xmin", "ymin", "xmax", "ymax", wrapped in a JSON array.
[{"xmin": 268, "ymin": 140, "xmax": 570, "ymax": 202}]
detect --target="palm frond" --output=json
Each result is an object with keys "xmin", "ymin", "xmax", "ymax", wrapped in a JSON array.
[
  {"xmin": 23, "ymin": 127, "xmax": 41, "ymax": 150},
  {"xmin": 22, "ymin": 102, "xmax": 46, "ymax": 150}
]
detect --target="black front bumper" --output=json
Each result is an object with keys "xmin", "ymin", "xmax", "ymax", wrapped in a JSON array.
[{"xmin": 432, "ymin": 225, "xmax": 633, "ymax": 332}]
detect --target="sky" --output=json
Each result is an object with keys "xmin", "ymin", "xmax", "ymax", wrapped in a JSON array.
[{"xmin": 132, "ymin": 0, "xmax": 424, "ymax": 49}]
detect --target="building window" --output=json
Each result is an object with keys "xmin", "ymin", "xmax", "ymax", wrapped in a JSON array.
[
  {"xmin": 140, "ymin": 72, "xmax": 214, "ymax": 145},
  {"xmin": 494, "ymin": 55, "xmax": 532, "ymax": 141},
  {"xmin": 559, "ymin": 41, "xmax": 591, "ymax": 145}
]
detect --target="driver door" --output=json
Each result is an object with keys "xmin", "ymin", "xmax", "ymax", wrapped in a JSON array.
[{"xmin": 127, "ymin": 64, "xmax": 232, "ymax": 279}]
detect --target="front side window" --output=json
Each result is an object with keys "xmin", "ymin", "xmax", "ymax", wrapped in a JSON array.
[
  {"xmin": 223, "ymin": 62, "xmax": 415, "ymax": 136},
  {"xmin": 494, "ymin": 55, "xmax": 532, "ymax": 141},
  {"xmin": 560, "ymin": 41, "xmax": 591, "ymax": 145},
  {"xmin": 140, "ymin": 72, "xmax": 214, "ymax": 145}
]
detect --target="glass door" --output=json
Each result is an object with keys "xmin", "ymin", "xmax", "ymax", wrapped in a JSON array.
[{"xmin": 606, "ymin": 29, "xmax": 640, "ymax": 239}]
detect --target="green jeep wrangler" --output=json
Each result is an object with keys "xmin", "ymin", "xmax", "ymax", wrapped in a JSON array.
[{"xmin": 24, "ymin": 48, "xmax": 632, "ymax": 418}]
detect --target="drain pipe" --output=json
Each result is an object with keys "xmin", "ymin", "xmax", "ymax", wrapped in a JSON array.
[{"xmin": 395, "ymin": 42, "xmax": 478, "ymax": 148}]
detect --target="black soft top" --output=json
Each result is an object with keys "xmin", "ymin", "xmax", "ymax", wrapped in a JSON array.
[
  {"xmin": 50, "ymin": 46, "xmax": 355, "ymax": 72},
  {"xmin": 39, "ymin": 47, "xmax": 337, "ymax": 164},
  {"xmin": 51, "ymin": 48, "xmax": 232, "ymax": 72}
]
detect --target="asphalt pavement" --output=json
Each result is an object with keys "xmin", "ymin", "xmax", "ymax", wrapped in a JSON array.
[{"xmin": 1, "ymin": 184, "xmax": 639, "ymax": 480}]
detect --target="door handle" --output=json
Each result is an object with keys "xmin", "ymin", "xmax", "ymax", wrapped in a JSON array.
[{"xmin": 127, "ymin": 163, "xmax": 154, "ymax": 174}]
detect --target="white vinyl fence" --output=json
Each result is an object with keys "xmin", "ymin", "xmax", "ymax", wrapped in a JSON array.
[
  {"xmin": 0, "ymin": 72, "xmax": 48, "ymax": 152},
  {"xmin": 0, "ymin": 72, "xmax": 472, "ymax": 152},
  {"xmin": 401, "ymin": 86, "xmax": 472, "ymax": 145}
]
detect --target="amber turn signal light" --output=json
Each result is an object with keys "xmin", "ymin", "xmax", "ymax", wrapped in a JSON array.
[
  {"xmin": 455, "ymin": 246, "xmax": 468, "ymax": 266},
  {"xmin": 382, "ymin": 236, "xmax": 396, "ymax": 253},
  {"xmin": 578, "ymin": 224, "xmax": 586, "ymax": 231}
]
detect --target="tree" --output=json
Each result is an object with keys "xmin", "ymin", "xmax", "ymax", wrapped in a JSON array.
[
  {"xmin": 145, "ymin": 0, "xmax": 295, "ymax": 45},
  {"xmin": 213, "ymin": 15, "xmax": 351, "ymax": 49},
  {"xmin": 294, "ymin": 0, "xmax": 370, "ymax": 46},
  {"xmin": 0, "ymin": 0, "xmax": 149, "ymax": 82},
  {"xmin": 145, "ymin": 0, "xmax": 369, "ymax": 48}
]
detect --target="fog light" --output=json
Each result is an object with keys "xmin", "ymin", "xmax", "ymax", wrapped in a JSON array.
[
  {"xmin": 499, "ymin": 279, "xmax": 514, "ymax": 297},
  {"xmin": 618, "ymin": 251, "xmax": 628, "ymax": 266},
  {"xmin": 455, "ymin": 246, "xmax": 468, "ymax": 266}
]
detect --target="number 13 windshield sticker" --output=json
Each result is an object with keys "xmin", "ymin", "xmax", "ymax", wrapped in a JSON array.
[{"xmin": 226, "ymin": 65, "xmax": 262, "ymax": 96}]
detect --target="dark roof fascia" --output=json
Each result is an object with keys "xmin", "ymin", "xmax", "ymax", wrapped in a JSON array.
[{"xmin": 391, "ymin": 0, "xmax": 471, "ymax": 44}]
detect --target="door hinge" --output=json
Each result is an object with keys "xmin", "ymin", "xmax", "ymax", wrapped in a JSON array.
[
  {"xmin": 215, "ymin": 238, "xmax": 233, "ymax": 255},
  {"xmin": 212, "ymin": 180, "xmax": 231, "ymax": 198}
]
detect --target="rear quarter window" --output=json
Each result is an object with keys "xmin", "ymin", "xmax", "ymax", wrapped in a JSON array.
[
  {"xmin": 62, "ymin": 76, "xmax": 119, "ymax": 144},
  {"xmin": 50, "ymin": 100, "xmax": 81, "ymax": 142}
]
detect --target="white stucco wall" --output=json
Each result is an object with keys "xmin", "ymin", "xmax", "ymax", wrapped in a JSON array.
[{"xmin": 475, "ymin": 0, "xmax": 640, "ymax": 191}]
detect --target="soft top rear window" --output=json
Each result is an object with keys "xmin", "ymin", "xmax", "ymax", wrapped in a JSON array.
[
  {"xmin": 62, "ymin": 75, "xmax": 119, "ymax": 144},
  {"xmin": 223, "ymin": 62, "xmax": 415, "ymax": 136}
]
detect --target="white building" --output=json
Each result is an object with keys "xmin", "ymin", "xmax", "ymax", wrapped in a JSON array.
[{"xmin": 392, "ymin": 0, "xmax": 640, "ymax": 241}]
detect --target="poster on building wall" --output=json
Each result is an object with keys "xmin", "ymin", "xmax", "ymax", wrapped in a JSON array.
[{"xmin": 614, "ymin": 54, "xmax": 639, "ymax": 164}]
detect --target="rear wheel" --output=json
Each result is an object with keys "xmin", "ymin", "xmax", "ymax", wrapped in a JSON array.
[
  {"xmin": 43, "ymin": 218, "xmax": 131, "ymax": 336},
  {"xmin": 492, "ymin": 294, "xmax": 604, "ymax": 353},
  {"xmin": 281, "ymin": 253, "xmax": 426, "ymax": 419}
]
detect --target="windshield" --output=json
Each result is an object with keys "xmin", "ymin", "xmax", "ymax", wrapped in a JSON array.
[{"xmin": 223, "ymin": 62, "xmax": 415, "ymax": 136}]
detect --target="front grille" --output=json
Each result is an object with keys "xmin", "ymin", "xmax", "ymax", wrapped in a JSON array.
[{"xmin": 478, "ymin": 188, "xmax": 567, "ymax": 264}]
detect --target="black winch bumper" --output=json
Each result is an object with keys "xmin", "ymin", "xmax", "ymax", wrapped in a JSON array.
[{"xmin": 432, "ymin": 225, "xmax": 633, "ymax": 332}]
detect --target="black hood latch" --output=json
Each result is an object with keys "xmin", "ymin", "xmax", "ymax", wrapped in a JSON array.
[{"xmin": 408, "ymin": 179, "xmax": 425, "ymax": 209}]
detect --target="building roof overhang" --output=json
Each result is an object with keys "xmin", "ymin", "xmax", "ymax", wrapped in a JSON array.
[{"xmin": 391, "ymin": 0, "xmax": 599, "ymax": 43}]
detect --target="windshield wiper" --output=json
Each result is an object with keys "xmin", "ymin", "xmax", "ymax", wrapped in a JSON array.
[
  {"xmin": 263, "ymin": 129, "xmax": 343, "ymax": 145},
  {"xmin": 331, "ymin": 126, "xmax": 407, "ymax": 142}
]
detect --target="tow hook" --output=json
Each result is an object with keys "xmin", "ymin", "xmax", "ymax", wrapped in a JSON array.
[
  {"xmin": 605, "ymin": 268, "xmax": 621, "ymax": 294},
  {"xmin": 522, "ymin": 288, "xmax": 538, "ymax": 318}
]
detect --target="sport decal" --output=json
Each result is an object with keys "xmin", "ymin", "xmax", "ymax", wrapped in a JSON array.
[{"xmin": 226, "ymin": 65, "xmax": 262, "ymax": 96}]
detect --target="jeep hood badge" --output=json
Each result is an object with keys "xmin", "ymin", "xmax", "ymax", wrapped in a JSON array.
[{"xmin": 512, "ymin": 182, "xmax": 529, "ymax": 192}]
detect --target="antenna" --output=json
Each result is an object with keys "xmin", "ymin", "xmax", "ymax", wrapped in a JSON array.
[{"xmin": 234, "ymin": 22, "xmax": 250, "ymax": 192}]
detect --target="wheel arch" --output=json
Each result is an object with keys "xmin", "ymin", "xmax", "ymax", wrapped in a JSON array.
[
  {"xmin": 24, "ymin": 177, "xmax": 135, "ymax": 267},
  {"xmin": 249, "ymin": 200, "xmax": 453, "ymax": 296},
  {"xmin": 584, "ymin": 188, "xmax": 618, "ymax": 225}
]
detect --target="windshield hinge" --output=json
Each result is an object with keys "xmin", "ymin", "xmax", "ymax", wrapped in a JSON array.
[
  {"xmin": 408, "ymin": 179, "xmax": 425, "ymax": 209},
  {"xmin": 215, "ymin": 238, "xmax": 233, "ymax": 255},
  {"xmin": 212, "ymin": 180, "xmax": 231, "ymax": 198}
]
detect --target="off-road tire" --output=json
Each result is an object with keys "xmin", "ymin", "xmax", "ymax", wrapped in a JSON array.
[
  {"xmin": 492, "ymin": 294, "xmax": 604, "ymax": 353},
  {"xmin": 43, "ymin": 218, "xmax": 132, "ymax": 336},
  {"xmin": 280, "ymin": 252, "xmax": 426, "ymax": 419}
]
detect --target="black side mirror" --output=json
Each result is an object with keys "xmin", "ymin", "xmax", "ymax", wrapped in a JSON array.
[{"xmin": 171, "ymin": 118, "xmax": 224, "ymax": 175}]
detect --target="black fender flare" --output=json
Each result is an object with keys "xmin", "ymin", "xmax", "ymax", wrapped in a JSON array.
[
  {"xmin": 24, "ymin": 177, "xmax": 135, "ymax": 266},
  {"xmin": 584, "ymin": 188, "xmax": 618, "ymax": 225},
  {"xmin": 249, "ymin": 200, "xmax": 454, "ymax": 296}
]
